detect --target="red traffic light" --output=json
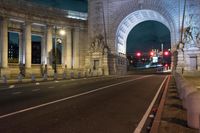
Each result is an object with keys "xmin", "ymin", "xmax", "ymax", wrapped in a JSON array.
[
  {"xmin": 150, "ymin": 51, "xmax": 154, "ymax": 56},
  {"xmin": 164, "ymin": 51, "xmax": 169, "ymax": 56},
  {"xmin": 136, "ymin": 52, "xmax": 141, "ymax": 57}
]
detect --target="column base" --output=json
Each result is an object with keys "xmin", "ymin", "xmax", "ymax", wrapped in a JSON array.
[
  {"xmin": 47, "ymin": 68, "xmax": 54, "ymax": 77},
  {"xmin": 0, "ymin": 68, "xmax": 11, "ymax": 78}
]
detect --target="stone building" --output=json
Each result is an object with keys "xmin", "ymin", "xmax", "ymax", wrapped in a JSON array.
[
  {"xmin": 0, "ymin": 0, "xmax": 200, "ymax": 78},
  {"xmin": 0, "ymin": 0, "xmax": 88, "ymax": 78}
]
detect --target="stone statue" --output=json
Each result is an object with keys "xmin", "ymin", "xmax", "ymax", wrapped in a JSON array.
[
  {"xmin": 89, "ymin": 34, "xmax": 108, "ymax": 53},
  {"xmin": 196, "ymin": 32, "xmax": 200, "ymax": 47},
  {"xmin": 183, "ymin": 15, "xmax": 200, "ymax": 48}
]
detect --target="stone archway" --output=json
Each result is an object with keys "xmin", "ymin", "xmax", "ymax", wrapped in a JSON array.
[{"xmin": 115, "ymin": 9, "xmax": 173, "ymax": 55}]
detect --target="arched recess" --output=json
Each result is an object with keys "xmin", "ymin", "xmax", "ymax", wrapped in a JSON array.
[{"xmin": 115, "ymin": 9, "xmax": 174, "ymax": 55}]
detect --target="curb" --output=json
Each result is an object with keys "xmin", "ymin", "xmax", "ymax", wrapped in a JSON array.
[{"xmin": 150, "ymin": 75, "xmax": 171, "ymax": 133}]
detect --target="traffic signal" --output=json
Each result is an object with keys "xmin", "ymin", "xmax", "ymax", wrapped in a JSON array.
[
  {"xmin": 164, "ymin": 51, "xmax": 169, "ymax": 56},
  {"xmin": 136, "ymin": 52, "xmax": 141, "ymax": 57},
  {"xmin": 150, "ymin": 51, "xmax": 154, "ymax": 56}
]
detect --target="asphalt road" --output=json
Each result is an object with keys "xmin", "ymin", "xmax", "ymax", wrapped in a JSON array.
[{"xmin": 0, "ymin": 75, "xmax": 166, "ymax": 133}]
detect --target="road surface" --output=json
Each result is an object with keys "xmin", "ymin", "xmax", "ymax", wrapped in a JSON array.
[{"xmin": 0, "ymin": 75, "xmax": 167, "ymax": 133}]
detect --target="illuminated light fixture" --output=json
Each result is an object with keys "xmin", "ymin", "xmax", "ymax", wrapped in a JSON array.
[
  {"xmin": 9, "ymin": 18, "xmax": 24, "ymax": 23},
  {"xmin": 32, "ymin": 23, "xmax": 46, "ymax": 27},
  {"xmin": 59, "ymin": 29, "xmax": 66, "ymax": 36}
]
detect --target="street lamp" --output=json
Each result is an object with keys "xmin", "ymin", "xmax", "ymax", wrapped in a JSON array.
[{"xmin": 54, "ymin": 26, "xmax": 66, "ymax": 74}]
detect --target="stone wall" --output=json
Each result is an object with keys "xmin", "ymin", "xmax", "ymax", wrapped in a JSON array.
[
  {"xmin": 88, "ymin": 0, "xmax": 200, "ymax": 75},
  {"xmin": 0, "ymin": 0, "xmax": 88, "ymax": 78}
]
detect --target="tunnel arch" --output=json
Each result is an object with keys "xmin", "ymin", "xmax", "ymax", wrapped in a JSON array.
[{"xmin": 115, "ymin": 9, "xmax": 174, "ymax": 55}]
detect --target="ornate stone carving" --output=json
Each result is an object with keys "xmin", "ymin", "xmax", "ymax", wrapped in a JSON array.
[
  {"xmin": 183, "ymin": 15, "xmax": 200, "ymax": 48},
  {"xmin": 196, "ymin": 32, "xmax": 200, "ymax": 47},
  {"xmin": 89, "ymin": 34, "xmax": 109, "ymax": 54}
]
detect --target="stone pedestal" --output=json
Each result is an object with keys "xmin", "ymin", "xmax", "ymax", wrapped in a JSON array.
[
  {"xmin": 0, "ymin": 68, "xmax": 11, "ymax": 78},
  {"xmin": 183, "ymin": 47, "xmax": 200, "ymax": 76}
]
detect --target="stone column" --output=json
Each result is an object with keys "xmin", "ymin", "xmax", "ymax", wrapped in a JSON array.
[
  {"xmin": 61, "ymin": 36, "xmax": 66, "ymax": 68},
  {"xmin": 18, "ymin": 32, "xmax": 23, "ymax": 64},
  {"xmin": 41, "ymin": 34, "xmax": 46, "ymax": 65},
  {"xmin": 73, "ymin": 28, "xmax": 80, "ymax": 69},
  {"xmin": 66, "ymin": 28, "xmax": 72, "ymax": 69},
  {"xmin": 46, "ymin": 25, "xmax": 53, "ymax": 68},
  {"xmin": 24, "ymin": 22, "xmax": 32, "ymax": 69},
  {"xmin": 1, "ymin": 17, "xmax": 8, "ymax": 68}
]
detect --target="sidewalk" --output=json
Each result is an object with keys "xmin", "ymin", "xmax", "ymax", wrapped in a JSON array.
[
  {"xmin": 158, "ymin": 76, "xmax": 199, "ymax": 133},
  {"xmin": 184, "ymin": 76, "xmax": 200, "ymax": 91}
]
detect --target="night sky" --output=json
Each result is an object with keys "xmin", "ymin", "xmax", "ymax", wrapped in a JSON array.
[
  {"xmin": 26, "ymin": 0, "xmax": 88, "ymax": 12},
  {"xmin": 23, "ymin": 1, "xmax": 170, "ymax": 53},
  {"xmin": 127, "ymin": 21, "xmax": 171, "ymax": 53}
]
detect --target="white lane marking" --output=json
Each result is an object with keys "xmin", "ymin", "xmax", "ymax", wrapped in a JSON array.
[
  {"xmin": 35, "ymin": 82, "xmax": 40, "ymax": 85},
  {"xmin": 9, "ymin": 85, "xmax": 15, "ymax": 89},
  {"xmin": 48, "ymin": 86, "xmax": 55, "ymax": 89},
  {"xmin": 0, "ymin": 75, "xmax": 152, "ymax": 119},
  {"xmin": 55, "ymin": 81, "xmax": 59, "ymax": 83},
  {"xmin": 32, "ymin": 89, "xmax": 40, "ymax": 92},
  {"xmin": 133, "ymin": 76, "xmax": 168, "ymax": 133},
  {"xmin": 12, "ymin": 92, "xmax": 22, "ymax": 95}
]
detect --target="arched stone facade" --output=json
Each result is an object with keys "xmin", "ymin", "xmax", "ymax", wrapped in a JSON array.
[{"xmin": 88, "ymin": 0, "xmax": 200, "ymax": 75}]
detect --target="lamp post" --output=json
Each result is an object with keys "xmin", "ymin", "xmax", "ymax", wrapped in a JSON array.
[{"xmin": 53, "ymin": 26, "xmax": 66, "ymax": 74}]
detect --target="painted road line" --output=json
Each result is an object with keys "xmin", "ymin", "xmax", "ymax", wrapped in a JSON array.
[
  {"xmin": 12, "ymin": 92, "xmax": 22, "ymax": 95},
  {"xmin": 0, "ymin": 75, "xmax": 152, "ymax": 119},
  {"xmin": 9, "ymin": 85, "xmax": 15, "ymax": 89},
  {"xmin": 35, "ymin": 82, "xmax": 40, "ymax": 85},
  {"xmin": 48, "ymin": 86, "xmax": 55, "ymax": 89},
  {"xmin": 150, "ymin": 76, "xmax": 171, "ymax": 133},
  {"xmin": 32, "ymin": 89, "xmax": 40, "ymax": 92},
  {"xmin": 133, "ymin": 76, "xmax": 168, "ymax": 133}
]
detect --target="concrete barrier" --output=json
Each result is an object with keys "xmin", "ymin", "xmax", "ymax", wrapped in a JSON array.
[
  {"xmin": 43, "ymin": 73, "xmax": 48, "ymax": 81},
  {"xmin": 179, "ymin": 81, "xmax": 191, "ymax": 99},
  {"xmin": 17, "ymin": 74, "xmax": 23, "ymax": 82},
  {"xmin": 2, "ymin": 75, "xmax": 7, "ymax": 84},
  {"xmin": 182, "ymin": 85, "xmax": 197, "ymax": 109},
  {"xmin": 62, "ymin": 72, "xmax": 67, "ymax": 80},
  {"xmin": 31, "ymin": 74, "xmax": 35, "ymax": 82},
  {"xmin": 77, "ymin": 72, "xmax": 81, "ymax": 79},
  {"xmin": 54, "ymin": 73, "xmax": 58, "ymax": 80},
  {"xmin": 187, "ymin": 91, "xmax": 200, "ymax": 129},
  {"xmin": 70, "ymin": 72, "xmax": 74, "ymax": 79},
  {"xmin": 174, "ymin": 73, "xmax": 184, "ymax": 93}
]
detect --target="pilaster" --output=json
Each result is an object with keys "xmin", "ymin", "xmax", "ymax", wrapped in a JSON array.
[
  {"xmin": 73, "ymin": 28, "xmax": 80, "ymax": 69},
  {"xmin": 66, "ymin": 28, "xmax": 72, "ymax": 69},
  {"xmin": 24, "ymin": 22, "xmax": 32, "ymax": 69},
  {"xmin": 46, "ymin": 25, "xmax": 53, "ymax": 68},
  {"xmin": 1, "ymin": 17, "xmax": 8, "ymax": 68}
]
